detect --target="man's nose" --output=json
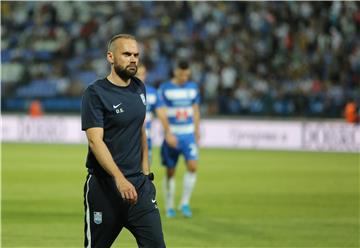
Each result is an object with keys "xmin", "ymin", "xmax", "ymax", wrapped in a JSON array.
[{"xmin": 130, "ymin": 55, "xmax": 137, "ymax": 62}]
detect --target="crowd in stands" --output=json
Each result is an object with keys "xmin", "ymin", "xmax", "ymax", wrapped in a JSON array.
[{"xmin": 1, "ymin": 1, "xmax": 359, "ymax": 118}]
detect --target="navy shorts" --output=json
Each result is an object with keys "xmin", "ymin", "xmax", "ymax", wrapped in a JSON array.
[{"xmin": 83, "ymin": 173, "xmax": 165, "ymax": 248}]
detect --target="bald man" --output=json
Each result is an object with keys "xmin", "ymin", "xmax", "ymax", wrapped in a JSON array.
[{"xmin": 81, "ymin": 34, "xmax": 165, "ymax": 248}]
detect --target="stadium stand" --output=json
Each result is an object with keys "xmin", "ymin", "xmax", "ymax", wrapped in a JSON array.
[{"xmin": 1, "ymin": 2, "xmax": 359, "ymax": 117}]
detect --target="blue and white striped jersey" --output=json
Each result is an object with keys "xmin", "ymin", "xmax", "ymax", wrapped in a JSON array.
[
  {"xmin": 158, "ymin": 81, "xmax": 200, "ymax": 137},
  {"xmin": 145, "ymin": 85, "xmax": 160, "ymax": 140}
]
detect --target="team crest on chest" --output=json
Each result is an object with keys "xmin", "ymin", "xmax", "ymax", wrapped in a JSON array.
[{"xmin": 140, "ymin": 93, "xmax": 146, "ymax": 105}]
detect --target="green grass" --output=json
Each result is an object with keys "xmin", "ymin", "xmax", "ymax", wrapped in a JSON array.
[{"xmin": 2, "ymin": 143, "xmax": 359, "ymax": 247}]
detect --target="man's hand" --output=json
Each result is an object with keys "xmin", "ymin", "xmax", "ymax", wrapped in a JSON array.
[
  {"xmin": 165, "ymin": 132, "xmax": 178, "ymax": 148},
  {"xmin": 114, "ymin": 176, "xmax": 138, "ymax": 205}
]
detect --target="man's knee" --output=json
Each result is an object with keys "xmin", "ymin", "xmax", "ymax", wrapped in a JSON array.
[
  {"xmin": 186, "ymin": 160, "xmax": 197, "ymax": 172},
  {"xmin": 166, "ymin": 168, "xmax": 176, "ymax": 178}
]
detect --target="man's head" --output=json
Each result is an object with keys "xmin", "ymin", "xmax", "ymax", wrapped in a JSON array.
[
  {"xmin": 136, "ymin": 64, "xmax": 147, "ymax": 82},
  {"xmin": 107, "ymin": 34, "xmax": 139, "ymax": 81},
  {"xmin": 173, "ymin": 60, "xmax": 191, "ymax": 84}
]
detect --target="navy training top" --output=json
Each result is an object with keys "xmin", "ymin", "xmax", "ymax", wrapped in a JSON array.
[{"xmin": 81, "ymin": 77, "xmax": 146, "ymax": 177}]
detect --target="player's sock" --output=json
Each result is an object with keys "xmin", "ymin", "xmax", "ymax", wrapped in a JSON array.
[
  {"xmin": 163, "ymin": 176, "xmax": 175, "ymax": 210},
  {"xmin": 180, "ymin": 171, "xmax": 197, "ymax": 206}
]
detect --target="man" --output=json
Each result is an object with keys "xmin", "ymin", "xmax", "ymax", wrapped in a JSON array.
[
  {"xmin": 157, "ymin": 61, "xmax": 201, "ymax": 218},
  {"xmin": 81, "ymin": 34, "xmax": 165, "ymax": 248},
  {"xmin": 136, "ymin": 64, "xmax": 160, "ymax": 164},
  {"xmin": 344, "ymin": 98, "xmax": 359, "ymax": 124}
]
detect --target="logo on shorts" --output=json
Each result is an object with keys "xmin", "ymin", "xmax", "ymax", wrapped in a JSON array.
[
  {"xmin": 93, "ymin": 211, "xmax": 102, "ymax": 224},
  {"xmin": 151, "ymin": 198, "xmax": 158, "ymax": 209}
]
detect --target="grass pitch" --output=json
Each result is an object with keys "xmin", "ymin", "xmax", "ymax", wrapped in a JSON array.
[{"xmin": 2, "ymin": 143, "xmax": 359, "ymax": 247}]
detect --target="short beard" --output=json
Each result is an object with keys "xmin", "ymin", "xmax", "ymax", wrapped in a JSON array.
[{"xmin": 114, "ymin": 64, "xmax": 137, "ymax": 82}]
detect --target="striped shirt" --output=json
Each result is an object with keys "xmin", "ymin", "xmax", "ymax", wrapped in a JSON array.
[{"xmin": 158, "ymin": 80, "xmax": 200, "ymax": 136}]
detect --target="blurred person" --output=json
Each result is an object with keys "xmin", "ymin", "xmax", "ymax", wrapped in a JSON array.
[
  {"xmin": 157, "ymin": 61, "xmax": 201, "ymax": 218},
  {"xmin": 136, "ymin": 64, "xmax": 161, "ymax": 165},
  {"xmin": 28, "ymin": 100, "xmax": 44, "ymax": 117},
  {"xmin": 344, "ymin": 98, "xmax": 359, "ymax": 124},
  {"xmin": 81, "ymin": 34, "xmax": 165, "ymax": 248},
  {"xmin": 3, "ymin": 2, "xmax": 359, "ymax": 119}
]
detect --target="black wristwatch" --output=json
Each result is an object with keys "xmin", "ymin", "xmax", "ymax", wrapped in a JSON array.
[{"xmin": 147, "ymin": 172, "xmax": 154, "ymax": 181}]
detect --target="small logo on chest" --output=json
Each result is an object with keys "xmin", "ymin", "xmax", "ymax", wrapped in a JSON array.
[
  {"xmin": 113, "ymin": 103, "xmax": 124, "ymax": 114},
  {"xmin": 115, "ymin": 108, "xmax": 124, "ymax": 114},
  {"xmin": 140, "ymin": 94, "xmax": 146, "ymax": 105},
  {"xmin": 113, "ymin": 103, "xmax": 122, "ymax": 108}
]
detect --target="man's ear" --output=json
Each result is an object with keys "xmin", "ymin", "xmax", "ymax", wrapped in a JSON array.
[{"xmin": 107, "ymin": 51, "xmax": 114, "ymax": 64}]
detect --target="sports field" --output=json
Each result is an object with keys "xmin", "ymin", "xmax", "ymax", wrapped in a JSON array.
[{"xmin": 2, "ymin": 143, "xmax": 359, "ymax": 247}]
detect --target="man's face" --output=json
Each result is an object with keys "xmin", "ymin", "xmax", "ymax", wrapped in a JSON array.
[
  {"xmin": 108, "ymin": 38, "xmax": 139, "ymax": 78},
  {"xmin": 174, "ymin": 68, "xmax": 191, "ymax": 84}
]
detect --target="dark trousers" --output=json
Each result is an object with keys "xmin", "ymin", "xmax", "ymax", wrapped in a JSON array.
[{"xmin": 84, "ymin": 173, "xmax": 166, "ymax": 248}]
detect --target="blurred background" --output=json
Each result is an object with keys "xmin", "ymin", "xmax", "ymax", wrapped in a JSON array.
[{"xmin": 2, "ymin": 1, "xmax": 359, "ymax": 118}]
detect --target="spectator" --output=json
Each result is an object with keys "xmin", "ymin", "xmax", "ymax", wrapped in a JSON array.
[
  {"xmin": 344, "ymin": 98, "xmax": 359, "ymax": 124},
  {"xmin": 1, "ymin": 2, "xmax": 359, "ymax": 118}
]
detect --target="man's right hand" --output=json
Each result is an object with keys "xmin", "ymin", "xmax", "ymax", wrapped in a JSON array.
[
  {"xmin": 165, "ymin": 132, "xmax": 178, "ymax": 148},
  {"xmin": 114, "ymin": 176, "xmax": 138, "ymax": 205}
]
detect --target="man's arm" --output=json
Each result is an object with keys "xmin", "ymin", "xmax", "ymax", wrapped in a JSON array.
[
  {"xmin": 141, "ymin": 124, "xmax": 150, "ymax": 175},
  {"xmin": 193, "ymin": 103, "xmax": 200, "ymax": 144},
  {"xmin": 156, "ymin": 107, "xmax": 177, "ymax": 148},
  {"xmin": 86, "ymin": 127, "xmax": 138, "ymax": 204}
]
